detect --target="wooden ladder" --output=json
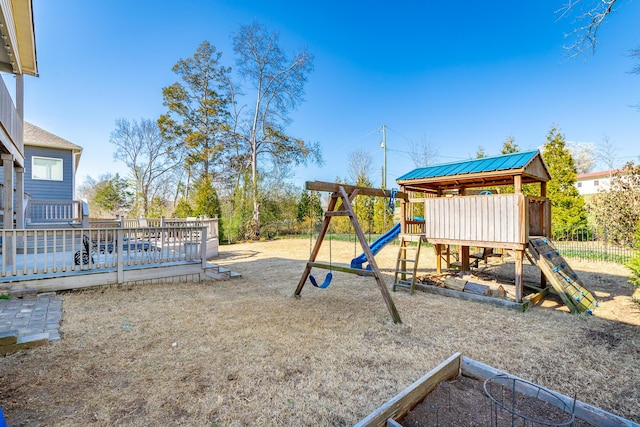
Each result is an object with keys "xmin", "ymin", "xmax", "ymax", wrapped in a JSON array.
[{"xmin": 393, "ymin": 236, "xmax": 426, "ymax": 295}]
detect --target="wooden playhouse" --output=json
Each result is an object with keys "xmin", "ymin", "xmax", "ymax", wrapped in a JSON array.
[{"xmin": 393, "ymin": 150, "xmax": 598, "ymax": 313}]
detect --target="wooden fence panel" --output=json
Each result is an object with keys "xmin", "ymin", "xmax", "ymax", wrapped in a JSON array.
[{"xmin": 424, "ymin": 194, "xmax": 526, "ymax": 245}]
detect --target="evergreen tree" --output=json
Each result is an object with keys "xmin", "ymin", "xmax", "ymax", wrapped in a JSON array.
[
  {"xmin": 174, "ymin": 198, "xmax": 193, "ymax": 218},
  {"xmin": 193, "ymin": 175, "xmax": 224, "ymax": 241},
  {"xmin": 500, "ymin": 136, "xmax": 519, "ymax": 154},
  {"xmin": 541, "ymin": 125, "xmax": 587, "ymax": 229},
  {"xmin": 159, "ymin": 41, "xmax": 230, "ymax": 180},
  {"xmin": 93, "ymin": 173, "xmax": 134, "ymax": 216},
  {"xmin": 296, "ymin": 190, "xmax": 323, "ymax": 223}
]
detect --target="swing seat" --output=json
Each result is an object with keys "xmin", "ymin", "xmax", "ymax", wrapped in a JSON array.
[{"xmin": 309, "ymin": 272, "xmax": 333, "ymax": 289}]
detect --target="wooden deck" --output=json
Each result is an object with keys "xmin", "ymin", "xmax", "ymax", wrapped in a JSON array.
[{"xmin": 0, "ymin": 224, "xmax": 224, "ymax": 292}]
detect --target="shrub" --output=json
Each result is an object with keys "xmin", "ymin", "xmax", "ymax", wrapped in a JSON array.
[{"xmin": 626, "ymin": 220, "xmax": 640, "ymax": 287}]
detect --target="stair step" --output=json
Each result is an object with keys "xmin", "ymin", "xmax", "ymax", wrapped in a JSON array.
[
  {"xmin": 395, "ymin": 281, "xmax": 413, "ymax": 287},
  {"xmin": 397, "ymin": 258, "xmax": 416, "ymax": 262},
  {"xmin": 395, "ymin": 270, "xmax": 414, "ymax": 275}
]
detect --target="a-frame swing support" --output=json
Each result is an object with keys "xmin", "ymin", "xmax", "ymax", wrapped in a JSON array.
[{"xmin": 294, "ymin": 181, "xmax": 406, "ymax": 324}]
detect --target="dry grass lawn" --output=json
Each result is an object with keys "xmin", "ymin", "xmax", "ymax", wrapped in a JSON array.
[{"xmin": 0, "ymin": 238, "xmax": 638, "ymax": 426}]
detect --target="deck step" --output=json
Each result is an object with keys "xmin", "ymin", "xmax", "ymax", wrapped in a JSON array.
[{"xmin": 205, "ymin": 264, "xmax": 242, "ymax": 281}]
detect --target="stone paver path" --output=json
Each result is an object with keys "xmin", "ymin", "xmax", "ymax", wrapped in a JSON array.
[{"xmin": 0, "ymin": 296, "xmax": 62, "ymax": 349}]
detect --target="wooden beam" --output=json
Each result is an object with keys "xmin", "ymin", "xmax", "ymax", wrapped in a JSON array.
[
  {"xmin": 338, "ymin": 186, "xmax": 402, "ymax": 324},
  {"xmin": 524, "ymin": 287, "xmax": 549, "ymax": 306},
  {"xmin": 354, "ymin": 353, "xmax": 461, "ymax": 427},
  {"xmin": 460, "ymin": 246, "xmax": 470, "ymax": 272},
  {"xmin": 515, "ymin": 250, "xmax": 524, "ymax": 303},
  {"xmin": 308, "ymin": 262, "xmax": 376, "ymax": 276},
  {"xmin": 514, "ymin": 174, "xmax": 523, "ymax": 194},
  {"xmin": 426, "ymin": 238, "xmax": 527, "ymax": 251},
  {"xmin": 306, "ymin": 181, "xmax": 408, "ymax": 200}
]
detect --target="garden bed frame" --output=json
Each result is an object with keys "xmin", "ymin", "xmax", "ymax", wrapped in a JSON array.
[{"xmin": 355, "ymin": 352, "xmax": 637, "ymax": 427}]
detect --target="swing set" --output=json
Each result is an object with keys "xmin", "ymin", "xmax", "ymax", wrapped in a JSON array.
[{"xmin": 294, "ymin": 181, "xmax": 407, "ymax": 324}]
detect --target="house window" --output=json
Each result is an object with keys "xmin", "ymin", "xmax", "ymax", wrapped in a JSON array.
[
  {"xmin": 594, "ymin": 180, "xmax": 599, "ymax": 187},
  {"xmin": 577, "ymin": 182, "xmax": 582, "ymax": 188},
  {"xmin": 32, "ymin": 156, "xmax": 63, "ymax": 181}
]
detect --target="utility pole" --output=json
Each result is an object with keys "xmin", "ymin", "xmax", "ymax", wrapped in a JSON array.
[{"xmin": 381, "ymin": 124, "xmax": 387, "ymax": 189}]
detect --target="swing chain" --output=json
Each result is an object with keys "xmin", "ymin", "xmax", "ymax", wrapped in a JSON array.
[{"xmin": 388, "ymin": 188, "xmax": 398, "ymax": 211}]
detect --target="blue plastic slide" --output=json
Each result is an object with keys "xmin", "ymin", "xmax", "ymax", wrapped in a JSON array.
[{"xmin": 350, "ymin": 223, "xmax": 402, "ymax": 270}]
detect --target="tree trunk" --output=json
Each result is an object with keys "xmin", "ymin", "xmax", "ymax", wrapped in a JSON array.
[{"xmin": 250, "ymin": 141, "xmax": 261, "ymax": 240}]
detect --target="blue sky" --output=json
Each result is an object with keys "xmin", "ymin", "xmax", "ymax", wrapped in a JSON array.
[{"xmin": 22, "ymin": 0, "xmax": 640, "ymax": 190}]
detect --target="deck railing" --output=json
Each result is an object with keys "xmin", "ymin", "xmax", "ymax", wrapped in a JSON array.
[
  {"xmin": 0, "ymin": 75, "xmax": 23, "ymax": 158},
  {"xmin": 89, "ymin": 217, "xmax": 219, "ymax": 240},
  {"xmin": 0, "ymin": 225, "xmax": 207, "ymax": 278},
  {"xmin": 25, "ymin": 200, "xmax": 85, "ymax": 225}
]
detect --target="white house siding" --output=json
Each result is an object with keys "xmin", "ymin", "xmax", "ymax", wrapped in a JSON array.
[{"xmin": 575, "ymin": 171, "xmax": 618, "ymax": 196}]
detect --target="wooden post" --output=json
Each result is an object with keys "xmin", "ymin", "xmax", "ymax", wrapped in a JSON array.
[
  {"xmin": 460, "ymin": 246, "xmax": 470, "ymax": 272},
  {"xmin": 515, "ymin": 250, "xmax": 524, "ymax": 302},
  {"xmin": 117, "ymin": 228, "xmax": 124, "ymax": 284},
  {"xmin": 514, "ymin": 175, "xmax": 522, "ymax": 194},
  {"xmin": 540, "ymin": 182, "xmax": 549, "ymax": 288},
  {"xmin": 400, "ymin": 185, "xmax": 407, "ymax": 236},
  {"xmin": 338, "ymin": 186, "xmax": 402, "ymax": 324},
  {"xmin": 435, "ymin": 244, "xmax": 442, "ymax": 274},
  {"xmin": 15, "ymin": 166, "xmax": 24, "ymax": 229},
  {"xmin": 201, "ymin": 226, "xmax": 207, "ymax": 269}
]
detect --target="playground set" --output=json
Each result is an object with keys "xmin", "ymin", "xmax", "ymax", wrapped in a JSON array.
[{"xmin": 295, "ymin": 150, "xmax": 598, "ymax": 323}]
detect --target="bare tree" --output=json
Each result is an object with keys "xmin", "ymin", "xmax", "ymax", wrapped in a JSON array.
[
  {"xmin": 347, "ymin": 150, "xmax": 374, "ymax": 185},
  {"xmin": 567, "ymin": 141, "xmax": 596, "ymax": 174},
  {"xmin": 76, "ymin": 175, "xmax": 97, "ymax": 204},
  {"xmin": 111, "ymin": 118, "xmax": 184, "ymax": 216},
  {"xmin": 559, "ymin": 0, "xmax": 618, "ymax": 56},
  {"xmin": 597, "ymin": 134, "xmax": 620, "ymax": 171},
  {"xmin": 409, "ymin": 136, "xmax": 439, "ymax": 168},
  {"xmin": 231, "ymin": 21, "xmax": 322, "ymax": 239}
]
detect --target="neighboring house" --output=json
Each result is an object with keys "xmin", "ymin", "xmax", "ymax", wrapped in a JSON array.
[
  {"xmin": 23, "ymin": 122, "xmax": 82, "ymax": 201},
  {"xmin": 575, "ymin": 169, "xmax": 621, "ymax": 197},
  {"xmin": 0, "ymin": 0, "xmax": 38, "ymax": 229}
]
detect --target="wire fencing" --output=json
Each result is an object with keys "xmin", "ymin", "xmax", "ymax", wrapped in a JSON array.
[
  {"xmin": 224, "ymin": 221, "xmax": 637, "ymax": 265},
  {"xmin": 552, "ymin": 226, "xmax": 635, "ymax": 264}
]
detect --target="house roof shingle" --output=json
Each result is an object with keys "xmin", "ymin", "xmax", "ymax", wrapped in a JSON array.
[{"xmin": 24, "ymin": 122, "xmax": 83, "ymax": 153}]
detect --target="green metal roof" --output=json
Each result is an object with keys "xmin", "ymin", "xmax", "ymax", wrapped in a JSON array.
[{"xmin": 397, "ymin": 150, "xmax": 540, "ymax": 182}]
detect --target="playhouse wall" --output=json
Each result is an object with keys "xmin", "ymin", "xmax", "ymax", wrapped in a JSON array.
[{"xmin": 423, "ymin": 194, "xmax": 527, "ymax": 245}]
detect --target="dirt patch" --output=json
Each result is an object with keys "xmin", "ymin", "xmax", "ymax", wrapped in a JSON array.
[
  {"xmin": 401, "ymin": 375, "xmax": 597, "ymax": 426},
  {"xmin": 0, "ymin": 238, "xmax": 638, "ymax": 426}
]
